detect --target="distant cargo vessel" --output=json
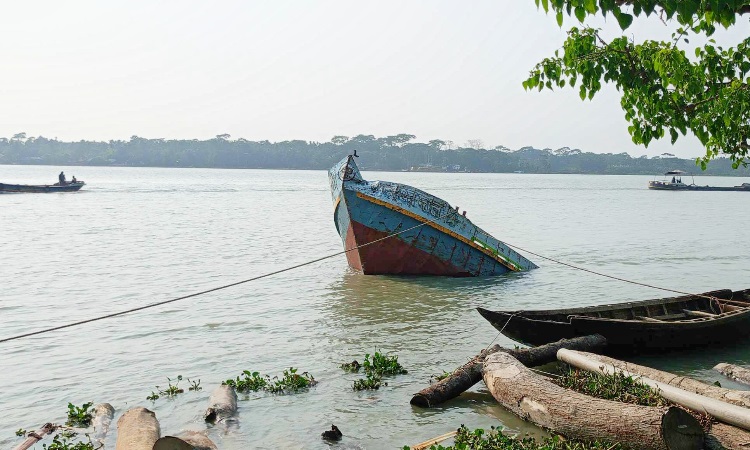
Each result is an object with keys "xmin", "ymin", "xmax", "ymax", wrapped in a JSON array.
[{"xmin": 328, "ymin": 155, "xmax": 537, "ymax": 276}]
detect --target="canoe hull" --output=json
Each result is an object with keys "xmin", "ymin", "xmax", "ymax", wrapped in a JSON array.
[
  {"xmin": 478, "ymin": 289, "xmax": 750, "ymax": 353},
  {"xmin": 0, "ymin": 182, "xmax": 85, "ymax": 193},
  {"xmin": 329, "ymin": 155, "xmax": 536, "ymax": 276}
]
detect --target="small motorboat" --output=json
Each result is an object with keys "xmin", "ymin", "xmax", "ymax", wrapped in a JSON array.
[
  {"xmin": 648, "ymin": 170, "xmax": 750, "ymax": 191},
  {"xmin": 477, "ymin": 288, "xmax": 750, "ymax": 353},
  {"xmin": 0, "ymin": 181, "xmax": 85, "ymax": 193}
]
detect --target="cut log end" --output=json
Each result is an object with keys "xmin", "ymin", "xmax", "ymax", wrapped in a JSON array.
[
  {"xmin": 409, "ymin": 394, "xmax": 430, "ymax": 408},
  {"xmin": 204, "ymin": 408, "xmax": 217, "ymax": 423},
  {"xmin": 661, "ymin": 407, "xmax": 704, "ymax": 450}
]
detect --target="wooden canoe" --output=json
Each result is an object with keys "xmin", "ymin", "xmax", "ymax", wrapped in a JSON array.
[
  {"xmin": 0, "ymin": 181, "xmax": 85, "ymax": 193},
  {"xmin": 477, "ymin": 289, "xmax": 750, "ymax": 353}
]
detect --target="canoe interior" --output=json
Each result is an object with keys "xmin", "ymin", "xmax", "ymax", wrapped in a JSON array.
[
  {"xmin": 516, "ymin": 289, "xmax": 750, "ymax": 323},
  {"xmin": 478, "ymin": 288, "xmax": 750, "ymax": 353}
]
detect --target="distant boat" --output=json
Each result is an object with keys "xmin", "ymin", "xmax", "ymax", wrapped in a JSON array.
[
  {"xmin": 648, "ymin": 170, "xmax": 750, "ymax": 191},
  {"xmin": 328, "ymin": 155, "xmax": 537, "ymax": 276},
  {"xmin": 477, "ymin": 288, "xmax": 750, "ymax": 353},
  {"xmin": 0, "ymin": 181, "xmax": 85, "ymax": 193}
]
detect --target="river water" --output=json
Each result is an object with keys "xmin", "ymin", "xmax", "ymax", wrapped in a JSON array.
[{"xmin": 1, "ymin": 165, "xmax": 749, "ymax": 449}]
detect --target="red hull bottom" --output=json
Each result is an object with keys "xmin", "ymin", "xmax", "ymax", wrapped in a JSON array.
[{"xmin": 344, "ymin": 220, "xmax": 472, "ymax": 276}]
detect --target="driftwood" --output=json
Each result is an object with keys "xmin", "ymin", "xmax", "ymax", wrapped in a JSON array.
[
  {"xmin": 410, "ymin": 334, "xmax": 607, "ymax": 407},
  {"xmin": 115, "ymin": 407, "xmax": 160, "ymax": 450},
  {"xmin": 706, "ymin": 422, "xmax": 750, "ymax": 450},
  {"xmin": 92, "ymin": 403, "xmax": 115, "ymax": 444},
  {"xmin": 13, "ymin": 423, "xmax": 57, "ymax": 450},
  {"xmin": 559, "ymin": 349, "xmax": 750, "ymax": 432},
  {"xmin": 577, "ymin": 352, "xmax": 750, "ymax": 408},
  {"xmin": 204, "ymin": 384, "xmax": 238, "ymax": 423},
  {"xmin": 483, "ymin": 352, "xmax": 704, "ymax": 450},
  {"xmin": 153, "ymin": 432, "xmax": 218, "ymax": 450},
  {"xmin": 715, "ymin": 363, "xmax": 750, "ymax": 387}
]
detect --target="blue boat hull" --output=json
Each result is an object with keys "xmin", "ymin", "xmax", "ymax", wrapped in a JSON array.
[
  {"xmin": 328, "ymin": 156, "xmax": 536, "ymax": 276},
  {"xmin": 0, "ymin": 182, "xmax": 85, "ymax": 193}
]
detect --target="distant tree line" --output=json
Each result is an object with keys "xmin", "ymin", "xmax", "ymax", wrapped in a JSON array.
[{"xmin": 1, "ymin": 132, "xmax": 748, "ymax": 176}]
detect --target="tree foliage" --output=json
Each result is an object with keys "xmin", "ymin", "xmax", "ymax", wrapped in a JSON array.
[
  {"xmin": 1, "ymin": 134, "xmax": 748, "ymax": 175},
  {"xmin": 524, "ymin": 0, "xmax": 750, "ymax": 168}
]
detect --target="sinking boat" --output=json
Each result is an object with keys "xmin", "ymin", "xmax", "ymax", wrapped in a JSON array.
[
  {"xmin": 327, "ymin": 154, "xmax": 537, "ymax": 276},
  {"xmin": 0, "ymin": 181, "xmax": 85, "ymax": 193},
  {"xmin": 477, "ymin": 288, "xmax": 750, "ymax": 353},
  {"xmin": 648, "ymin": 170, "xmax": 750, "ymax": 191}
]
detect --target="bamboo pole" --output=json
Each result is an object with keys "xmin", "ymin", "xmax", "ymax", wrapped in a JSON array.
[
  {"xmin": 13, "ymin": 423, "xmax": 56, "ymax": 450},
  {"xmin": 559, "ymin": 349, "xmax": 750, "ymax": 431},
  {"xmin": 578, "ymin": 351, "xmax": 750, "ymax": 408},
  {"xmin": 411, "ymin": 431, "xmax": 458, "ymax": 450}
]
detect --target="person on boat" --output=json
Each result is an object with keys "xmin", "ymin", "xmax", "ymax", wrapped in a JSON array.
[
  {"xmin": 58, "ymin": 171, "xmax": 66, "ymax": 185},
  {"xmin": 71, "ymin": 175, "xmax": 77, "ymax": 183},
  {"xmin": 671, "ymin": 176, "xmax": 676, "ymax": 183}
]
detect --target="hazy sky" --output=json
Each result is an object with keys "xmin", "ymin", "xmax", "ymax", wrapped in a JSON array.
[{"xmin": 1, "ymin": 1, "xmax": 748, "ymax": 158}]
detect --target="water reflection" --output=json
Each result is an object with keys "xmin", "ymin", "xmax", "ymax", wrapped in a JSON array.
[{"xmin": 322, "ymin": 271, "xmax": 516, "ymax": 321}]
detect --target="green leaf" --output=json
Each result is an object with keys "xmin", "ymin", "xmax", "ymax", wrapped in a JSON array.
[
  {"xmin": 556, "ymin": 11, "xmax": 563, "ymax": 27},
  {"xmin": 616, "ymin": 12, "xmax": 633, "ymax": 30},
  {"xmin": 574, "ymin": 6, "xmax": 586, "ymax": 22},
  {"xmin": 584, "ymin": 0, "xmax": 596, "ymax": 14}
]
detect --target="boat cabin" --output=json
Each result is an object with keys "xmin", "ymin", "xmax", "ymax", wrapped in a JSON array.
[{"xmin": 648, "ymin": 170, "xmax": 695, "ymax": 190}]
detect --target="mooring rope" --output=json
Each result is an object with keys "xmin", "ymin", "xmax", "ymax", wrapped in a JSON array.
[
  {"xmin": 0, "ymin": 205, "xmax": 459, "ymax": 344},
  {"xmin": 1, "ymin": 205, "xmax": 725, "ymax": 345},
  {"xmin": 503, "ymin": 242, "xmax": 721, "ymax": 302}
]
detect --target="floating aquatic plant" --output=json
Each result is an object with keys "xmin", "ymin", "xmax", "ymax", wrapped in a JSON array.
[
  {"xmin": 147, "ymin": 375, "xmax": 200, "ymax": 400},
  {"xmin": 43, "ymin": 431, "xmax": 96, "ymax": 450},
  {"xmin": 363, "ymin": 349, "xmax": 407, "ymax": 376},
  {"xmin": 224, "ymin": 367, "xmax": 315, "ymax": 394},
  {"xmin": 342, "ymin": 349, "xmax": 407, "ymax": 390},
  {"xmin": 402, "ymin": 425, "xmax": 623, "ymax": 450},
  {"xmin": 352, "ymin": 374, "xmax": 386, "ymax": 391},
  {"xmin": 340, "ymin": 360, "xmax": 362, "ymax": 372},
  {"xmin": 65, "ymin": 402, "xmax": 93, "ymax": 427}
]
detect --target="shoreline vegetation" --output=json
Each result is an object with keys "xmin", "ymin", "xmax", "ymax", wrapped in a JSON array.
[{"xmin": 1, "ymin": 133, "xmax": 749, "ymax": 176}]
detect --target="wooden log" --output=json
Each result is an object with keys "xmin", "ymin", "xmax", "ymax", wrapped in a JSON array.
[
  {"xmin": 153, "ymin": 432, "xmax": 218, "ymax": 450},
  {"xmin": 483, "ymin": 352, "xmax": 704, "ymax": 450},
  {"xmin": 410, "ymin": 334, "xmax": 607, "ymax": 407},
  {"xmin": 559, "ymin": 349, "xmax": 750, "ymax": 431},
  {"xmin": 204, "ymin": 384, "xmax": 238, "ymax": 423},
  {"xmin": 574, "ymin": 352, "xmax": 750, "ymax": 408},
  {"xmin": 705, "ymin": 422, "xmax": 750, "ymax": 450},
  {"xmin": 92, "ymin": 403, "xmax": 115, "ymax": 444},
  {"xmin": 13, "ymin": 423, "xmax": 56, "ymax": 450},
  {"xmin": 115, "ymin": 407, "xmax": 160, "ymax": 450},
  {"xmin": 715, "ymin": 363, "xmax": 750, "ymax": 387}
]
